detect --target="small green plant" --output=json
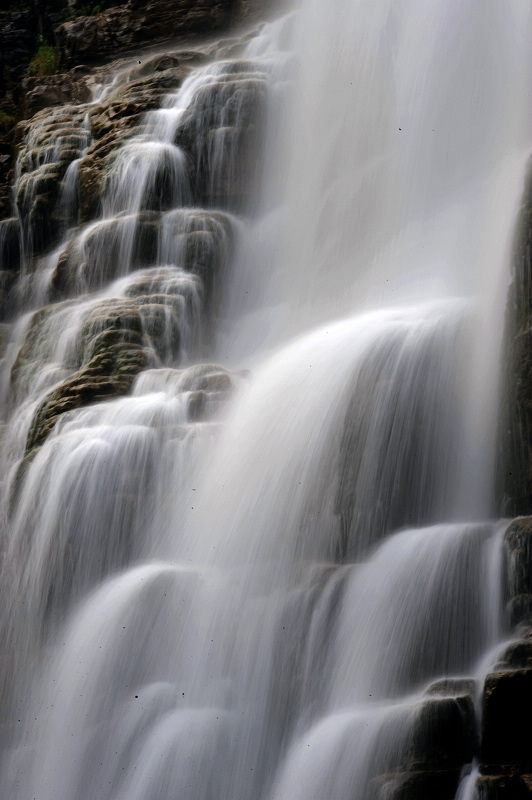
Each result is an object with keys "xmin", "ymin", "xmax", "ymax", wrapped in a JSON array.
[
  {"xmin": 26, "ymin": 41, "xmax": 60, "ymax": 77},
  {"xmin": 63, "ymin": 4, "xmax": 103, "ymax": 21},
  {"xmin": 0, "ymin": 110, "xmax": 15, "ymax": 126},
  {"xmin": 8, "ymin": 1, "xmax": 32, "ymax": 16}
]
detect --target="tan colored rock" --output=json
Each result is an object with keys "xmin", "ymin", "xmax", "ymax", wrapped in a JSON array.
[
  {"xmin": 14, "ymin": 104, "xmax": 91, "ymax": 252},
  {"xmin": 79, "ymin": 64, "xmax": 192, "ymax": 221},
  {"xmin": 12, "ymin": 266, "xmax": 201, "ymax": 453},
  {"xmin": 19, "ymin": 69, "xmax": 93, "ymax": 119}
]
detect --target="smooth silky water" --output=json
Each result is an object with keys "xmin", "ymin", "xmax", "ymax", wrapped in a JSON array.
[{"xmin": 1, "ymin": 2, "xmax": 532, "ymax": 799}]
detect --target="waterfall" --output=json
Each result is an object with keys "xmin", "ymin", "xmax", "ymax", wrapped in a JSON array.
[{"xmin": 1, "ymin": 2, "xmax": 531, "ymax": 799}]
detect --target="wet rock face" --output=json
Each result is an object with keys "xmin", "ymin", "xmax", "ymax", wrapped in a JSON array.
[
  {"xmin": 476, "ymin": 774, "xmax": 532, "ymax": 800},
  {"xmin": 0, "ymin": 10, "xmax": 37, "ymax": 99},
  {"xmin": 504, "ymin": 517, "xmax": 532, "ymax": 627},
  {"xmin": 371, "ymin": 685, "xmax": 477, "ymax": 800},
  {"xmin": 0, "ymin": 217, "xmax": 21, "ymax": 316},
  {"xmin": 55, "ymin": 0, "xmax": 237, "ymax": 67},
  {"xmin": 175, "ymin": 60, "xmax": 268, "ymax": 210},
  {"xmin": 25, "ymin": 320, "xmax": 149, "ymax": 453},
  {"xmin": 476, "ymin": 626, "xmax": 532, "ymax": 800},
  {"xmin": 481, "ymin": 669, "xmax": 532, "ymax": 772},
  {"xmin": 476, "ymin": 520, "xmax": 532, "ymax": 797},
  {"xmin": 49, "ymin": 207, "xmax": 234, "ymax": 310},
  {"xmin": 0, "ymin": 8, "xmax": 268, "ymax": 518},
  {"xmin": 50, "ymin": 211, "xmax": 161, "ymax": 297},
  {"xmin": 373, "ymin": 770, "xmax": 466, "ymax": 800},
  {"xmin": 79, "ymin": 62, "xmax": 194, "ymax": 222},
  {"xmin": 14, "ymin": 104, "xmax": 91, "ymax": 254},
  {"xmin": 10, "ymin": 266, "xmax": 202, "ymax": 454},
  {"xmin": 19, "ymin": 68, "xmax": 93, "ymax": 119},
  {"xmin": 334, "ymin": 322, "xmax": 463, "ymax": 560},
  {"xmin": 504, "ymin": 517, "xmax": 532, "ymax": 595},
  {"xmin": 503, "ymin": 161, "xmax": 532, "ymax": 516},
  {"xmin": 407, "ymin": 696, "xmax": 476, "ymax": 771},
  {"xmin": 495, "ymin": 634, "xmax": 532, "ymax": 671}
]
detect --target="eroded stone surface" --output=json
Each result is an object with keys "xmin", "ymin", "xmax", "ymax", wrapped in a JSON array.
[
  {"xmin": 55, "ymin": 0, "xmax": 236, "ymax": 66},
  {"xmin": 11, "ymin": 267, "xmax": 202, "ymax": 454}
]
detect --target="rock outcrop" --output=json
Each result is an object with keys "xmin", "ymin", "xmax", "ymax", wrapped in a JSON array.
[
  {"xmin": 79, "ymin": 57, "xmax": 196, "ymax": 221},
  {"xmin": 55, "ymin": 0, "xmax": 237, "ymax": 67},
  {"xmin": 477, "ymin": 644, "xmax": 532, "ymax": 799},
  {"xmin": 503, "ymin": 161, "xmax": 532, "ymax": 516},
  {"xmin": 371, "ymin": 681, "xmax": 477, "ymax": 800},
  {"xmin": 504, "ymin": 517, "xmax": 532, "ymax": 627},
  {"xmin": 10, "ymin": 266, "xmax": 202, "ymax": 456},
  {"xmin": 0, "ymin": 0, "xmax": 275, "ymax": 251},
  {"xmin": 14, "ymin": 103, "xmax": 91, "ymax": 254},
  {"xmin": 473, "ymin": 517, "xmax": 532, "ymax": 799},
  {"xmin": 175, "ymin": 59, "xmax": 268, "ymax": 210}
]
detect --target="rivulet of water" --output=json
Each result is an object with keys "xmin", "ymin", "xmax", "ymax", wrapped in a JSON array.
[{"xmin": 1, "ymin": 2, "xmax": 531, "ymax": 799}]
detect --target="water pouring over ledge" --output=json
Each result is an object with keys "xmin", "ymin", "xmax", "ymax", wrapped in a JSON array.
[{"xmin": 1, "ymin": 1, "xmax": 532, "ymax": 799}]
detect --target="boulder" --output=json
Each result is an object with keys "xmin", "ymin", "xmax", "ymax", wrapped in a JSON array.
[
  {"xmin": 481, "ymin": 669, "xmax": 532, "ymax": 771},
  {"xmin": 370, "ymin": 689, "xmax": 476, "ymax": 800},
  {"xmin": 406, "ymin": 696, "xmax": 476, "ymax": 772},
  {"xmin": 424, "ymin": 678, "xmax": 476, "ymax": 698},
  {"xmin": 133, "ymin": 362, "xmax": 237, "ymax": 422},
  {"xmin": 494, "ymin": 632, "xmax": 532, "ymax": 671},
  {"xmin": 370, "ymin": 769, "xmax": 465, "ymax": 800}
]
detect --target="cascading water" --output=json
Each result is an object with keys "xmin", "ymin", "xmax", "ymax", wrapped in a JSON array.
[{"xmin": 1, "ymin": 2, "xmax": 531, "ymax": 799}]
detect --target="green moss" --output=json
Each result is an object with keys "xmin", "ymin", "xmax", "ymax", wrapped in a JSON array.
[
  {"xmin": 0, "ymin": 110, "xmax": 15, "ymax": 125},
  {"xmin": 26, "ymin": 43, "xmax": 60, "ymax": 77},
  {"xmin": 8, "ymin": 1, "xmax": 32, "ymax": 16}
]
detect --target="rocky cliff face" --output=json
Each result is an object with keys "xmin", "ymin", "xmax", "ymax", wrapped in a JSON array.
[
  {"xmin": 56, "ymin": 0, "xmax": 237, "ymax": 66},
  {"xmin": 503, "ymin": 164, "xmax": 532, "ymax": 518},
  {"xmin": 0, "ymin": 42, "xmax": 268, "ymax": 462},
  {"xmin": 0, "ymin": 0, "xmax": 275, "ymax": 225}
]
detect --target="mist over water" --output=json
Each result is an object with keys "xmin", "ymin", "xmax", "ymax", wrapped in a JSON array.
[{"xmin": 1, "ymin": 2, "xmax": 532, "ymax": 798}]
